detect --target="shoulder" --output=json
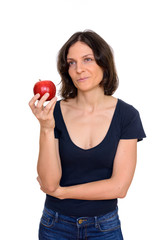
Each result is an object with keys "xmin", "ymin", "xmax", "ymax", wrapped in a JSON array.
[
  {"xmin": 60, "ymin": 98, "xmax": 76, "ymax": 107},
  {"xmin": 118, "ymin": 99, "xmax": 139, "ymax": 118},
  {"xmin": 117, "ymin": 99, "xmax": 141, "ymax": 130},
  {"xmin": 60, "ymin": 98, "xmax": 81, "ymax": 117},
  {"xmin": 54, "ymin": 98, "xmax": 76, "ymax": 120},
  {"xmin": 117, "ymin": 99, "xmax": 146, "ymax": 141}
]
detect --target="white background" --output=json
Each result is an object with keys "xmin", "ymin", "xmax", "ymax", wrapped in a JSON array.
[{"xmin": 0, "ymin": 0, "xmax": 159, "ymax": 239}]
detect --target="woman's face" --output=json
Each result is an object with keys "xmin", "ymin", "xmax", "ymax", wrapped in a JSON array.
[{"xmin": 67, "ymin": 41, "xmax": 103, "ymax": 92}]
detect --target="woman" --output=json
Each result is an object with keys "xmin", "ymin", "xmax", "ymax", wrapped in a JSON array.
[{"xmin": 29, "ymin": 30, "xmax": 146, "ymax": 240}]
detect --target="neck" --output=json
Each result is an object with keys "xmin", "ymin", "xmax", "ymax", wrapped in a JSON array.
[{"xmin": 75, "ymin": 88, "xmax": 108, "ymax": 112}]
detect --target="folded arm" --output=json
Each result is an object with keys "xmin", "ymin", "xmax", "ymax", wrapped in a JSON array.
[{"xmin": 39, "ymin": 139, "xmax": 137, "ymax": 200}]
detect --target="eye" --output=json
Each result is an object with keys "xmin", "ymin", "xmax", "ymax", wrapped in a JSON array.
[
  {"xmin": 84, "ymin": 58, "xmax": 93, "ymax": 62},
  {"xmin": 68, "ymin": 61, "xmax": 76, "ymax": 66}
]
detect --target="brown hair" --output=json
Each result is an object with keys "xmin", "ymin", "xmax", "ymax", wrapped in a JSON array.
[{"xmin": 57, "ymin": 30, "xmax": 119, "ymax": 99}]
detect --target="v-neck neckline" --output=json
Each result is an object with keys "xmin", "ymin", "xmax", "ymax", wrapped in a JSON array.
[{"xmin": 58, "ymin": 98, "xmax": 119, "ymax": 151}]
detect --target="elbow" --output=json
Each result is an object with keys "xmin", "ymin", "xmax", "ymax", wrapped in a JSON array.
[
  {"xmin": 109, "ymin": 177, "xmax": 130, "ymax": 199},
  {"xmin": 117, "ymin": 186, "xmax": 128, "ymax": 199},
  {"xmin": 45, "ymin": 184, "xmax": 59, "ymax": 193},
  {"xmin": 46, "ymin": 176, "xmax": 61, "ymax": 193},
  {"xmin": 105, "ymin": 179, "xmax": 128, "ymax": 199},
  {"xmin": 118, "ymin": 190, "xmax": 127, "ymax": 199},
  {"xmin": 41, "ymin": 181, "xmax": 60, "ymax": 193},
  {"xmin": 111, "ymin": 180, "xmax": 128, "ymax": 199},
  {"xmin": 37, "ymin": 175, "xmax": 61, "ymax": 193}
]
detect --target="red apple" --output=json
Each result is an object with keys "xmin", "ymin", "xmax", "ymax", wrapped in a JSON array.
[{"xmin": 33, "ymin": 79, "xmax": 56, "ymax": 101}]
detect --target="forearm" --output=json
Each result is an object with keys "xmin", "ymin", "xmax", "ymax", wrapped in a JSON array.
[
  {"xmin": 37, "ymin": 127, "xmax": 62, "ymax": 191},
  {"xmin": 58, "ymin": 140, "xmax": 137, "ymax": 201},
  {"xmin": 60, "ymin": 178, "xmax": 126, "ymax": 200}
]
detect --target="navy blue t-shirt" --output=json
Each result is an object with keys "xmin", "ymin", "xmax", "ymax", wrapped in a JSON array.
[{"xmin": 45, "ymin": 99, "xmax": 146, "ymax": 217}]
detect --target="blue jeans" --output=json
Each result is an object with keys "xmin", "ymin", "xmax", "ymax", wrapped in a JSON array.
[{"xmin": 39, "ymin": 206, "xmax": 123, "ymax": 240}]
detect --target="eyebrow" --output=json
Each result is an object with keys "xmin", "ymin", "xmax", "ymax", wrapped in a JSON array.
[{"xmin": 67, "ymin": 54, "xmax": 94, "ymax": 61}]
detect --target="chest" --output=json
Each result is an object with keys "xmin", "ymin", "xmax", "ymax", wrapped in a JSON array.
[{"xmin": 61, "ymin": 107, "xmax": 115, "ymax": 150}]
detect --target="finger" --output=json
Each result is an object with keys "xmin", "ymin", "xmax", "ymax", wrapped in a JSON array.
[
  {"xmin": 36, "ymin": 93, "xmax": 50, "ymax": 108},
  {"xmin": 37, "ymin": 176, "xmax": 44, "ymax": 189},
  {"xmin": 40, "ymin": 186, "xmax": 47, "ymax": 193},
  {"xmin": 28, "ymin": 93, "xmax": 40, "ymax": 111},
  {"xmin": 49, "ymin": 97, "xmax": 58, "ymax": 114},
  {"xmin": 37, "ymin": 176, "xmax": 40, "ymax": 182},
  {"xmin": 37, "ymin": 176, "xmax": 41, "ymax": 185},
  {"xmin": 43, "ymin": 96, "xmax": 57, "ymax": 113}
]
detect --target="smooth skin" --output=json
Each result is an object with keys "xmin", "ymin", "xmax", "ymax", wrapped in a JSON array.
[{"xmin": 31, "ymin": 41, "xmax": 137, "ymax": 200}]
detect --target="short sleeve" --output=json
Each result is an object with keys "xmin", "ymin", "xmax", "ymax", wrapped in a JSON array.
[{"xmin": 120, "ymin": 106, "xmax": 146, "ymax": 142}]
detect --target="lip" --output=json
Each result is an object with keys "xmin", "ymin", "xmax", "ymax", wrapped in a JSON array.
[{"xmin": 77, "ymin": 77, "xmax": 89, "ymax": 82}]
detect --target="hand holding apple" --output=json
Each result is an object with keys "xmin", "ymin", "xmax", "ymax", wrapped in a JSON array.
[
  {"xmin": 29, "ymin": 80, "xmax": 57, "ymax": 130},
  {"xmin": 33, "ymin": 79, "xmax": 56, "ymax": 101}
]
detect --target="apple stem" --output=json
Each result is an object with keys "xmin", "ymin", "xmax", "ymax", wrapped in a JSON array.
[{"xmin": 39, "ymin": 79, "xmax": 41, "ymax": 81}]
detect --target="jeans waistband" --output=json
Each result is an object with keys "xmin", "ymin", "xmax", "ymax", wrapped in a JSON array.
[{"xmin": 43, "ymin": 206, "xmax": 118, "ymax": 227}]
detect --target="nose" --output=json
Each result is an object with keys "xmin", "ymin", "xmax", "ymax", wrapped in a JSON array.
[{"xmin": 76, "ymin": 61, "xmax": 84, "ymax": 73}]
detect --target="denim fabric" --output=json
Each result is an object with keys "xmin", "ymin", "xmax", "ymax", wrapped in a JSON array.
[{"xmin": 39, "ymin": 206, "xmax": 123, "ymax": 240}]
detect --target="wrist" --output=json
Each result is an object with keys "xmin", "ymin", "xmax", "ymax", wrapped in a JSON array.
[{"xmin": 40, "ymin": 126, "xmax": 55, "ymax": 134}]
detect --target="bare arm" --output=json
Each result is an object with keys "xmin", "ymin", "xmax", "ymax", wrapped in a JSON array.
[
  {"xmin": 37, "ymin": 129, "xmax": 61, "ymax": 192},
  {"xmin": 40, "ymin": 139, "xmax": 137, "ymax": 200},
  {"xmin": 29, "ymin": 93, "xmax": 62, "ymax": 192}
]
